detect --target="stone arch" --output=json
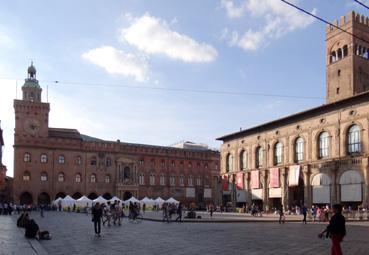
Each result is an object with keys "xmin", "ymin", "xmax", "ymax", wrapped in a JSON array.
[
  {"xmin": 342, "ymin": 122, "xmax": 363, "ymax": 155},
  {"xmin": 37, "ymin": 192, "xmax": 51, "ymax": 205},
  {"xmin": 72, "ymin": 192, "xmax": 82, "ymax": 199},
  {"xmin": 315, "ymin": 130, "xmax": 331, "ymax": 159},
  {"xmin": 88, "ymin": 192, "xmax": 98, "ymax": 200},
  {"xmin": 20, "ymin": 191, "xmax": 33, "ymax": 205},
  {"xmin": 55, "ymin": 192, "xmax": 66, "ymax": 200},
  {"xmin": 311, "ymin": 173, "xmax": 331, "ymax": 205},
  {"xmin": 102, "ymin": 192, "xmax": 112, "ymax": 200},
  {"xmin": 339, "ymin": 170, "xmax": 363, "ymax": 203}
]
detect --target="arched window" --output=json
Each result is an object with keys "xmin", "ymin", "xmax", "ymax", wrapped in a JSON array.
[
  {"xmin": 40, "ymin": 154, "xmax": 48, "ymax": 163},
  {"xmin": 319, "ymin": 132, "xmax": 329, "ymax": 158},
  {"xmin": 196, "ymin": 176, "xmax": 202, "ymax": 186},
  {"xmin": 274, "ymin": 142, "xmax": 283, "ymax": 165},
  {"xmin": 337, "ymin": 48, "xmax": 342, "ymax": 60},
  {"xmin": 76, "ymin": 156, "xmax": 82, "ymax": 165},
  {"xmin": 256, "ymin": 147, "xmax": 263, "ymax": 168},
  {"xmin": 123, "ymin": 167, "xmax": 130, "ymax": 179},
  {"xmin": 295, "ymin": 137, "xmax": 304, "ymax": 162},
  {"xmin": 170, "ymin": 175, "xmax": 175, "ymax": 186},
  {"xmin": 40, "ymin": 172, "xmax": 48, "ymax": 182},
  {"xmin": 188, "ymin": 175, "xmax": 193, "ymax": 186},
  {"xmin": 343, "ymin": 45, "xmax": 348, "ymax": 57},
  {"xmin": 330, "ymin": 51, "xmax": 336, "ymax": 63},
  {"xmin": 150, "ymin": 173, "xmax": 155, "ymax": 185},
  {"xmin": 160, "ymin": 173, "xmax": 165, "ymax": 186},
  {"xmin": 348, "ymin": 125, "xmax": 361, "ymax": 154},
  {"xmin": 24, "ymin": 153, "xmax": 31, "ymax": 162},
  {"xmin": 58, "ymin": 172, "xmax": 65, "ymax": 182},
  {"xmin": 90, "ymin": 156, "xmax": 97, "ymax": 166},
  {"xmin": 179, "ymin": 175, "xmax": 184, "ymax": 186},
  {"xmin": 105, "ymin": 174, "xmax": 111, "ymax": 183},
  {"xmin": 75, "ymin": 173, "xmax": 81, "ymax": 183},
  {"xmin": 23, "ymin": 171, "xmax": 31, "ymax": 181},
  {"xmin": 139, "ymin": 174, "xmax": 145, "ymax": 185},
  {"xmin": 90, "ymin": 174, "xmax": 96, "ymax": 183},
  {"xmin": 58, "ymin": 155, "xmax": 65, "ymax": 164},
  {"xmin": 106, "ymin": 157, "xmax": 112, "ymax": 167},
  {"xmin": 226, "ymin": 153, "xmax": 233, "ymax": 172},
  {"xmin": 239, "ymin": 150, "xmax": 247, "ymax": 170}
]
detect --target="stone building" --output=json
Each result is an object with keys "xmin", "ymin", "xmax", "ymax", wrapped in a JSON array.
[
  {"xmin": 217, "ymin": 11, "xmax": 369, "ymax": 210},
  {"xmin": 13, "ymin": 64, "xmax": 220, "ymax": 206},
  {"xmin": 0, "ymin": 121, "xmax": 12, "ymax": 202}
]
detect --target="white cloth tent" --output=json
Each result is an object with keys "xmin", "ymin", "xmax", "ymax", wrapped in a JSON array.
[
  {"xmin": 109, "ymin": 196, "xmax": 122, "ymax": 203},
  {"xmin": 93, "ymin": 196, "xmax": 107, "ymax": 204},
  {"xmin": 76, "ymin": 196, "xmax": 92, "ymax": 207},
  {"xmin": 140, "ymin": 197, "xmax": 154, "ymax": 205},
  {"xmin": 61, "ymin": 195, "xmax": 76, "ymax": 207},
  {"xmin": 124, "ymin": 196, "xmax": 140, "ymax": 205},
  {"xmin": 53, "ymin": 197, "xmax": 63, "ymax": 206},
  {"xmin": 154, "ymin": 197, "xmax": 165, "ymax": 207},
  {"xmin": 166, "ymin": 197, "xmax": 180, "ymax": 204}
]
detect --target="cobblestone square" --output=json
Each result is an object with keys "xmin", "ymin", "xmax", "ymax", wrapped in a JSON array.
[{"xmin": 6, "ymin": 211, "xmax": 368, "ymax": 255}]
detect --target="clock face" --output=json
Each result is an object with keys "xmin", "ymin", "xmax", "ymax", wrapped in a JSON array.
[{"xmin": 24, "ymin": 119, "xmax": 41, "ymax": 135}]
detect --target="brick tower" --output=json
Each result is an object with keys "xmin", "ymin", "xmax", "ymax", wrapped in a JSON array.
[{"xmin": 326, "ymin": 11, "xmax": 369, "ymax": 103}]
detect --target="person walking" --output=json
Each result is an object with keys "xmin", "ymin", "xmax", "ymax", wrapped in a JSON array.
[
  {"xmin": 319, "ymin": 204, "xmax": 346, "ymax": 255},
  {"xmin": 92, "ymin": 203, "xmax": 103, "ymax": 237},
  {"xmin": 175, "ymin": 203, "xmax": 183, "ymax": 222},
  {"xmin": 40, "ymin": 204, "xmax": 44, "ymax": 218},
  {"xmin": 278, "ymin": 205, "xmax": 285, "ymax": 224},
  {"xmin": 302, "ymin": 205, "xmax": 307, "ymax": 224},
  {"xmin": 209, "ymin": 204, "xmax": 214, "ymax": 218}
]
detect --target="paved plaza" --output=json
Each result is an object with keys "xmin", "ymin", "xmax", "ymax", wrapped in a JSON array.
[{"xmin": 0, "ymin": 211, "xmax": 368, "ymax": 255}]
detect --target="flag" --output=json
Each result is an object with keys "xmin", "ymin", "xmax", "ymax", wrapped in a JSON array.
[
  {"xmin": 236, "ymin": 172, "xmax": 244, "ymax": 189},
  {"xmin": 251, "ymin": 170, "xmax": 259, "ymax": 189},
  {"xmin": 269, "ymin": 167, "xmax": 280, "ymax": 188}
]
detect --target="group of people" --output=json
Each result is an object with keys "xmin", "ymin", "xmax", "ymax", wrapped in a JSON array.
[{"xmin": 162, "ymin": 202, "xmax": 183, "ymax": 222}]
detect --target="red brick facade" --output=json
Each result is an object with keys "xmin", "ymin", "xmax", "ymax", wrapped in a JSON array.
[{"xmin": 13, "ymin": 64, "xmax": 220, "ymax": 207}]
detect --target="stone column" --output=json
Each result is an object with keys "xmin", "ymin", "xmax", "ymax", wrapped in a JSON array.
[
  {"xmin": 331, "ymin": 166, "xmax": 338, "ymax": 205},
  {"xmin": 262, "ymin": 169, "xmax": 268, "ymax": 211},
  {"xmin": 303, "ymin": 165, "xmax": 311, "ymax": 207},
  {"xmin": 245, "ymin": 172, "xmax": 252, "ymax": 205},
  {"xmin": 281, "ymin": 167, "xmax": 288, "ymax": 209}
]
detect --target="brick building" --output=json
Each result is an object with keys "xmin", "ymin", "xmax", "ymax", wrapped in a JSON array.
[
  {"xmin": 13, "ymin": 64, "xmax": 220, "ymax": 206},
  {"xmin": 217, "ymin": 11, "xmax": 369, "ymax": 211}
]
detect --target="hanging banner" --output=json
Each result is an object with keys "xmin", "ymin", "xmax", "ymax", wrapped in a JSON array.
[
  {"xmin": 288, "ymin": 165, "xmax": 300, "ymax": 187},
  {"xmin": 236, "ymin": 172, "xmax": 244, "ymax": 190},
  {"xmin": 251, "ymin": 170, "xmax": 259, "ymax": 189},
  {"xmin": 222, "ymin": 175, "xmax": 229, "ymax": 191},
  {"xmin": 269, "ymin": 167, "xmax": 280, "ymax": 188}
]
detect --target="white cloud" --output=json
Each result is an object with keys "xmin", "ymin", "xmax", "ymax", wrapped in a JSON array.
[
  {"xmin": 221, "ymin": 0, "xmax": 316, "ymax": 51},
  {"xmin": 82, "ymin": 46, "xmax": 148, "ymax": 82},
  {"xmin": 119, "ymin": 13, "xmax": 218, "ymax": 63}
]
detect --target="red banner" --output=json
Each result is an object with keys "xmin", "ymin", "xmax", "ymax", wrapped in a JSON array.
[
  {"xmin": 251, "ymin": 170, "xmax": 259, "ymax": 189},
  {"xmin": 222, "ymin": 175, "xmax": 229, "ymax": 191},
  {"xmin": 236, "ymin": 172, "xmax": 244, "ymax": 190},
  {"xmin": 269, "ymin": 167, "xmax": 280, "ymax": 188}
]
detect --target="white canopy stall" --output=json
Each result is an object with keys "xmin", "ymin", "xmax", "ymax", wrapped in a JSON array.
[
  {"xmin": 93, "ymin": 196, "xmax": 108, "ymax": 205},
  {"xmin": 123, "ymin": 196, "xmax": 140, "ymax": 205},
  {"xmin": 140, "ymin": 197, "xmax": 154, "ymax": 206},
  {"xmin": 52, "ymin": 197, "xmax": 63, "ymax": 206},
  {"xmin": 61, "ymin": 195, "xmax": 76, "ymax": 208},
  {"xmin": 154, "ymin": 197, "xmax": 165, "ymax": 207},
  {"xmin": 110, "ymin": 196, "xmax": 122, "ymax": 204},
  {"xmin": 76, "ymin": 195, "xmax": 92, "ymax": 207},
  {"xmin": 166, "ymin": 197, "xmax": 180, "ymax": 204}
]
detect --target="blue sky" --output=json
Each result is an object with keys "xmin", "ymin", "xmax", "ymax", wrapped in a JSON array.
[{"xmin": 0, "ymin": 0, "xmax": 368, "ymax": 176}]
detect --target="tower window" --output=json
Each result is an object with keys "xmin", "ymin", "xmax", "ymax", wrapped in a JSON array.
[
  {"xmin": 337, "ymin": 48, "xmax": 342, "ymax": 60},
  {"xmin": 336, "ymin": 87, "xmax": 340, "ymax": 95},
  {"xmin": 338, "ymin": 69, "xmax": 341, "ymax": 76},
  {"xmin": 343, "ymin": 45, "xmax": 348, "ymax": 57}
]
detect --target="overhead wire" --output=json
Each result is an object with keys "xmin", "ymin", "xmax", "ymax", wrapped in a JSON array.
[
  {"xmin": 353, "ymin": 0, "xmax": 369, "ymax": 10},
  {"xmin": 0, "ymin": 78, "xmax": 324, "ymax": 100}
]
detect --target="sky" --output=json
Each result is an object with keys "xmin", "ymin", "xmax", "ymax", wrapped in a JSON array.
[{"xmin": 0, "ymin": 0, "xmax": 368, "ymax": 177}]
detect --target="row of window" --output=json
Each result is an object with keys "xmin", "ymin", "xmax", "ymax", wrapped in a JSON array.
[
  {"xmin": 330, "ymin": 44, "xmax": 369, "ymax": 64},
  {"xmin": 22, "ymin": 171, "xmax": 111, "ymax": 183},
  {"xmin": 138, "ymin": 173, "xmax": 206, "ymax": 187},
  {"xmin": 139, "ymin": 159, "xmax": 211, "ymax": 169},
  {"xmin": 23, "ymin": 153, "xmax": 112, "ymax": 167},
  {"xmin": 226, "ymin": 125, "xmax": 361, "ymax": 171}
]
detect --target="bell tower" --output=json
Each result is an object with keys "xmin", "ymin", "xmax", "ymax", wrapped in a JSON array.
[
  {"xmin": 14, "ymin": 63, "xmax": 50, "ymax": 139},
  {"xmin": 326, "ymin": 11, "xmax": 369, "ymax": 103}
]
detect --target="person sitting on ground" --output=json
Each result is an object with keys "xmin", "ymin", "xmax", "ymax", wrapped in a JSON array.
[
  {"xmin": 25, "ymin": 219, "xmax": 51, "ymax": 240},
  {"xmin": 17, "ymin": 213, "xmax": 30, "ymax": 228}
]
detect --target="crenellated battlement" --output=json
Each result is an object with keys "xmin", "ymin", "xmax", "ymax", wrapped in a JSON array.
[{"xmin": 326, "ymin": 11, "xmax": 369, "ymax": 34}]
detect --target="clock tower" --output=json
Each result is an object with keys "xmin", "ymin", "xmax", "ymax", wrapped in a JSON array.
[{"xmin": 14, "ymin": 63, "xmax": 50, "ymax": 139}]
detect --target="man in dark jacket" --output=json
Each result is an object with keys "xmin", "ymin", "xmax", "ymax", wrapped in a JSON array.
[
  {"xmin": 319, "ymin": 204, "xmax": 346, "ymax": 255},
  {"xmin": 92, "ymin": 203, "xmax": 103, "ymax": 236}
]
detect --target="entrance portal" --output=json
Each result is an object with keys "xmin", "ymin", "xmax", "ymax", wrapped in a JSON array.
[
  {"xmin": 20, "ymin": 192, "xmax": 33, "ymax": 205},
  {"xmin": 123, "ymin": 191, "xmax": 132, "ymax": 201},
  {"xmin": 38, "ymin": 192, "xmax": 51, "ymax": 205}
]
